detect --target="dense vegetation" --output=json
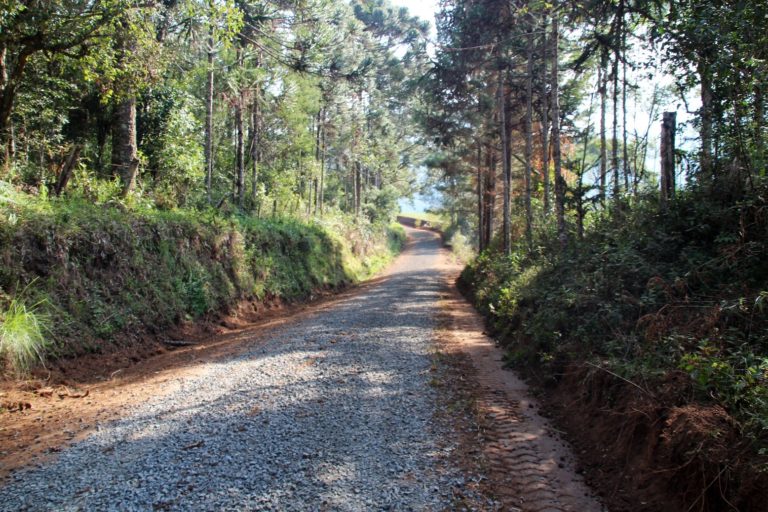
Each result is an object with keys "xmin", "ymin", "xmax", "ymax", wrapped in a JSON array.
[
  {"xmin": 0, "ymin": 183, "xmax": 404, "ymax": 373},
  {"xmin": 0, "ymin": 0, "xmax": 424, "ymax": 374},
  {"xmin": 461, "ymin": 191, "xmax": 768, "ymax": 435},
  {"xmin": 1, "ymin": 0, "xmax": 429, "ymax": 211},
  {"xmin": 422, "ymin": 1, "xmax": 768, "ymax": 509}
]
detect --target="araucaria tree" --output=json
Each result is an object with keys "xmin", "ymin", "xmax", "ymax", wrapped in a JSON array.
[{"xmin": 0, "ymin": 0, "xmax": 429, "ymax": 224}]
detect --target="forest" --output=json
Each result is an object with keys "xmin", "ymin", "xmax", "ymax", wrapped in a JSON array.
[
  {"xmin": 0, "ymin": 0, "xmax": 431, "ymax": 213},
  {"xmin": 1, "ymin": 0, "xmax": 768, "ymax": 509},
  {"xmin": 423, "ymin": 0, "xmax": 768, "ymax": 509}
]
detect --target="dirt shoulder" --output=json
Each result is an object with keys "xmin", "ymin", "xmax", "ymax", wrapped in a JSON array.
[
  {"xmin": 434, "ymin": 249, "xmax": 604, "ymax": 512},
  {"xmin": 449, "ymin": 251, "xmax": 768, "ymax": 511}
]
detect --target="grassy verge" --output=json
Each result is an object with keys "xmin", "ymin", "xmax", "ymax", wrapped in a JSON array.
[{"xmin": 0, "ymin": 185, "xmax": 404, "ymax": 374}]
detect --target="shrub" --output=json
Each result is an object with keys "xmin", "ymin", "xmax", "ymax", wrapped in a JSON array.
[
  {"xmin": 448, "ymin": 230, "xmax": 475, "ymax": 263},
  {"xmin": 0, "ymin": 295, "xmax": 51, "ymax": 375},
  {"xmin": 461, "ymin": 187, "xmax": 768, "ymax": 440}
]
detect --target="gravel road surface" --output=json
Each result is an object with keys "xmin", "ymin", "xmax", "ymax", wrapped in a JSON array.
[{"xmin": 0, "ymin": 228, "xmax": 475, "ymax": 511}]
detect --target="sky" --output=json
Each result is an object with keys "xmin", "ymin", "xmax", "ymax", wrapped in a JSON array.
[
  {"xmin": 390, "ymin": 2, "xmax": 440, "ymax": 213},
  {"xmin": 389, "ymin": 0, "xmax": 440, "ymax": 35},
  {"xmin": 389, "ymin": 0, "xmax": 696, "ymax": 213}
]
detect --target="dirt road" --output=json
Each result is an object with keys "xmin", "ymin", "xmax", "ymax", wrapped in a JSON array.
[{"xmin": 0, "ymin": 227, "xmax": 603, "ymax": 511}]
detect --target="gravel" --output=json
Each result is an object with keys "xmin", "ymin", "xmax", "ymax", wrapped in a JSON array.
[{"xmin": 0, "ymin": 229, "xmax": 475, "ymax": 511}]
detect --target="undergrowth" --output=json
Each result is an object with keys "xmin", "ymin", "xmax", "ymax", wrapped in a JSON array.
[
  {"xmin": 460, "ymin": 187, "xmax": 768, "ymax": 444},
  {"xmin": 0, "ymin": 184, "xmax": 403, "ymax": 373},
  {"xmin": 0, "ymin": 293, "xmax": 51, "ymax": 375}
]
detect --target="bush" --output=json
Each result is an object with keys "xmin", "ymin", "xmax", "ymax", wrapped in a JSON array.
[
  {"xmin": 0, "ymin": 295, "xmax": 51, "ymax": 375},
  {"xmin": 447, "ymin": 230, "xmax": 475, "ymax": 263},
  {"xmin": 461, "ymin": 188, "xmax": 768, "ymax": 439}
]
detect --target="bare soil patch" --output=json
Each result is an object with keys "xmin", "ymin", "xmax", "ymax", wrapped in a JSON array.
[
  {"xmin": 436, "ymin": 251, "xmax": 604, "ymax": 512},
  {"xmin": 542, "ymin": 364, "xmax": 768, "ymax": 512}
]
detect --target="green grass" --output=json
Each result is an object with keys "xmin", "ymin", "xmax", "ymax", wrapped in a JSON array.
[
  {"xmin": 399, "ymin": 211, "xmax": 446, "ymax": 227},
  {"xmin": 0, "ymin": 297, "xmax": 50, "ymax": 375},
  {"xmin": 0, "ymin": 187, "xmax": 404, "ymax": 372}
]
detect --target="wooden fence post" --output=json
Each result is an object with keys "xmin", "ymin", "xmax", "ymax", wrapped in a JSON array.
[{"xmin": 660, "ymin": 112, "xmax": 676, "ymax": 207}]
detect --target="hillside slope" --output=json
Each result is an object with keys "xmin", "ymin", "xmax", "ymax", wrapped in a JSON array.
[
  {"xmin": 459, "ymin": 190, "xmax": 768, "ymax": 512},
  {"xmin": 0, "ymin": 185, "xmax": 404, "ymax": 374}
]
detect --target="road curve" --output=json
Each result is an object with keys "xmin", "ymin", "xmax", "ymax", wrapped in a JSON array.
[{"xmin": 0, "ymin": 228, "xmax": 476, "ymax": 511}]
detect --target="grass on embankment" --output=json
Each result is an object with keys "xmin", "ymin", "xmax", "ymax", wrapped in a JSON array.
[
  {"xmin": 459, "ymin": 189, "xmax": 768, "ymax": 510},
  {"xmin": 398, "ymin": 211, "xmax": 446, "ymax": 227},
  {"xmin": 0, "ymin": 184, "xmax": 405, "ymax": 374}
]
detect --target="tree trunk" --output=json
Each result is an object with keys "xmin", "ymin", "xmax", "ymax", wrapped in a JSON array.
[
  {"xmin": 112, "ymin": 96, "xmax": 139, "ymax": 193},
  {"xmin": 20, "ymin": 120, "xmax": 28, "ymax": 165},
  {"xmin": 477, "ymin": 142, "xmax": 484, "ymax": 252},
  {"xmin": 0, "ymin": 45, "xmax": 7, "ymax": 161},
  {"xmin": 313, "ymin": 108, "xmax": 322, "ymax": 215},
  {"xmin": 754, "ymin": 80, "xmax": 764, "ymax": 170},
  {"xmin": 698, "ymin": 58, "xmax": 714, "ymax": 184},
  {"xmin": 314, "ymin": 109, "xmax": 322, "ymax": 163},
  {"xmin": 319, "ymin": 108, "xmax": 326, "ymax": 215},
  {"xmin": 622, "ymin": 26, "xmax": 630, "ymax": 195},
  {"xmin": 307, "ymin": 174, "xmax": 313, "ymax": 217},
  {"xmin": 234, "ymin": 50, "xmax": 245, "ymax": 209},
  {"xmin": 111, "ymin": 14, "xmax": 140, "ymax": 195},
  {"xmin": 577, "ymin": 169, "xmax": 586, "ymax": 241},
  {"xmin": 54, "ymin": 145, "xmax": 82, "ymax": 196},
  {"xmin": 235, "ymin": 99, "xmax": 245, "ymax": 208},
  {"xmin": 355, "ymin": 162, "xmax": 362, "ymax": 218},
  {"xmin": 524, "ymin": 27, "xmax": 534, "ymax": 250},
  {"xmin": 204, "ymin": 27, "xmax": 215, "ymax": 204},
  {"xmin": 499, "ymin": 66, "xmax": 511, "ymax": 255},
  {"xmin": 550, "ymin": 17, "xmax": 566, "ymax": 249},
  {"xmin": 312, "ymin": 178, "xmax": 318, "ymax": 215},
  {"xmin": 540, "ymin": 15, "xmax": 550, "ymax": 214},
  {"xmin": 578, "ymin": 91, "xmax": 597, "ymax": 240},
  {"xmin": 599, "ymin": 47, "xmax": 608, "ymax": 206},
  {"xmin": 249, "ymin": 84, "xmax": 261, "ymax": 209},
  {"xmin": 0, "ymin": 45, "xmax": 26, "ymax": 170},
  {"xmin": 344, "ymin": 159, "xmax": 350, "ymax": 212},
  {"xmin": 660, "ymin": 112, "xmax": 676, "ymax": 208},
  {"xmin": 484, "ymin": 144, "xmax": 497, "ymax": 250},
  {"xmin": 612, "ymin": 31, "xmax": 620, "ymax": 203}
]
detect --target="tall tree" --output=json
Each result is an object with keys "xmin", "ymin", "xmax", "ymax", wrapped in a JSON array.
[
  {"xmin": 524, "ymin": 22, "xmax": 535, "ymax": 250},
  {"xmin": 112, "ymin": 14, "xmax": 141, "ymax": 195},
  {"xmin": 550, "ymin": 16, "xmax": 566, "ymax": 248},
  {"xmin": 0, "ymin": 0, "xmax": 129, "ymax": 168}
]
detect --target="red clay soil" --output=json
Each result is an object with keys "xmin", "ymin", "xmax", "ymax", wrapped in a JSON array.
[
  {"xmin": 450, "ymin": 259, "xmax": 768, "ymax": 510},
  {"xmin": 532, "ymin": 362, "xmax": 768, "ymax": 512},
  {"xmin": 437, "ymin": 253, "xmax": 605, "ymax": 512}
]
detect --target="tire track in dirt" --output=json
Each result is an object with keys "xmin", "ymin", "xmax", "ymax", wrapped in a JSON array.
[{"xmin": 436, "ymin": 247, "xmax": 606, "ymax": 512}]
